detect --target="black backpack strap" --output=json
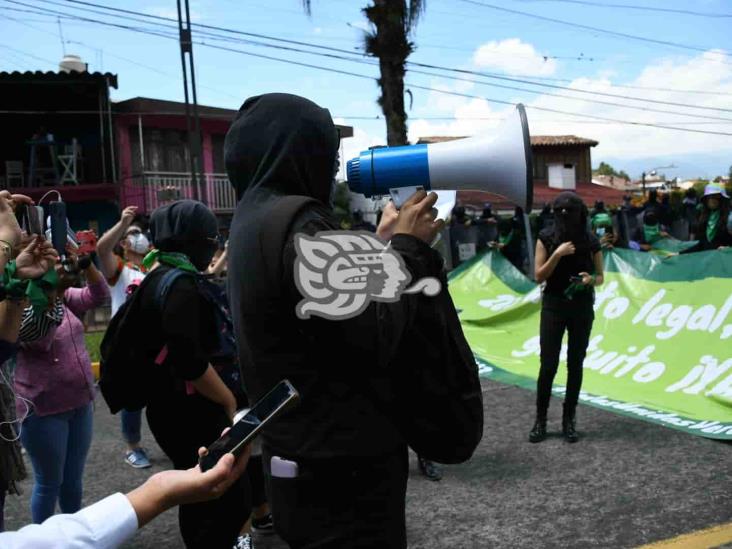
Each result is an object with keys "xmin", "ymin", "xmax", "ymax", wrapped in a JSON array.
[
  {"xmin": 154, "ymin": 268, "xmax": 192, "ymax": 313},
  {"xmin": 259, "ymin": 195, "xmax": 319, "ymax": 288}
]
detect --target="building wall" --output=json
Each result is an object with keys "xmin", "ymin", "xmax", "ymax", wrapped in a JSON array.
[
  {"xmin": 116, "ymin": 114, "xmax": 231, "ymax": 210},
  {"xmin": 532, "ymin": 145, "xmax": 593, "ymax": 185}
]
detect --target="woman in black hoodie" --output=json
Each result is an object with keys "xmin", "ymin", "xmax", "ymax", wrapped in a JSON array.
[
  {"xmin": 529, "ymin": 192, "xmax": 604, "ymax": 444},
  {"xmin": 224, "ymin": 93, "xmax": 481, "ymax": 548},
  {"xmin": 135, "ymin": 201, "xmax": 250, "ymax": 548}
]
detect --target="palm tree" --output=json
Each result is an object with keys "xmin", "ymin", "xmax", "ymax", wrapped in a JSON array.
[{"xmin": 302, "ymin": 0, "xmax": 426, "ymax": 146}]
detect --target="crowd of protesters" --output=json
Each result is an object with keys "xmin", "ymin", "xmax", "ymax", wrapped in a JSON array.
[{"xmin": 446, "ymin": 182, "xmax": 732, "ymax": 273}]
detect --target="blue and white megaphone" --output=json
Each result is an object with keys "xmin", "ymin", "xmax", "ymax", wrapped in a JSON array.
[{"xmin": 346, "ymin": 103, "xmax": 533, "ymax": 211}]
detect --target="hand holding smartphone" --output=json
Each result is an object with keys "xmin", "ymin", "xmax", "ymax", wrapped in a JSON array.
[{"xmin": 198, "ymin": 380, "xmax": 300, "ymax": 472}]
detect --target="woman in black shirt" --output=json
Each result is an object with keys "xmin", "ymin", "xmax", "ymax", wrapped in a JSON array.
[
  {"xmin": 138, "ymin": 201, "xmax": 250, "ymax": 548},
  {"xmin": 530, "ymin": 192, "xmax": 604, "ymax": 443}
]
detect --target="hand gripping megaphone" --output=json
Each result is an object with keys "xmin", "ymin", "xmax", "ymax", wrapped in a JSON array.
[{"xmin": 346, "ymin": 103, "xmax": 533, "ymax": 211}]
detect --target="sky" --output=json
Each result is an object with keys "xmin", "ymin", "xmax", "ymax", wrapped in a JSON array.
[{"xmin": 1, "ymin": 0, "xmax": 731, "ymax": 180}]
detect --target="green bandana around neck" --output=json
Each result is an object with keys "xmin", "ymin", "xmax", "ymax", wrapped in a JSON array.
[
  {"xmin": 707, "ymin": 210, "xmax": 720, "ymax": 243},
  {"xmin": 643, "ymin": 224, "xmax": 661, "ymax": 244},
  {"xmin": 2, "ymin": 261, "xmax": 59, "ymax": 314},
  {"xmin": 142, "ymin": 249, "xmax": 198, "ymax": 273},
  {"xmin": 500, "ymin": 230, "xmax": 514, "ymax": 246}
]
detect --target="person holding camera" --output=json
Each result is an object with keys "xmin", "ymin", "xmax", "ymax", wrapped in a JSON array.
[
  {"xmin": 530, "ymin": 192, "xmax": 604, "ymax": 444},
  {"xmin": 14, "ymin": 243, "xmax": 109, "ymax": 524},
  {"xmin": 97, "ymin": 205, "xmax": 152, "ymax": 469},
  {"xmin": 0, "ymin": 191, "xmax": 59, "ymax": 531}
]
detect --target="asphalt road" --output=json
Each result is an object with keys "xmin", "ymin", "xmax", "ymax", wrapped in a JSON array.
[{"xmin": 5, "ymin": 379, "xmax": 731, "ymax": 548}]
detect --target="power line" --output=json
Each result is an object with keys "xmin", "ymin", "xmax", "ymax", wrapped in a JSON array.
[
  {"xmin": 513, "ymin": 0, "xmax": 732, "ymax": 18},
  {"xmin": 57, "ymin": 0, "xmax": 732, "ymax": 107},
  {"xmin": 3, "ymin": 2, "xmax": 732, "ymax": 136},
  {"xmin": 12, "ymin": 0, "xmax": 732, "ymax": 99},
  {"xmin": 12, "ymin": 0, "xmax": 732, "ymax": 121},
  {"xmin": 455, "ymin": 0, "xmax": 732, "ymax": 61}
]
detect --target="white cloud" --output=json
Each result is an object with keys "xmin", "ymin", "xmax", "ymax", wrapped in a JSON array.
[
  {"xmin": 407, "ymin": 50, "xmax": 732, "ymax": 174},
  {"xmin": 473, "ymin": 38, "xmax": 557, "ymax": 76}
]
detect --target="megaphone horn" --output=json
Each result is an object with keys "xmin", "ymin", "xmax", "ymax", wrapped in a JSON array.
[{"xmin": 346, "ymin": 103, "xmax": 533, "ymax": 211}]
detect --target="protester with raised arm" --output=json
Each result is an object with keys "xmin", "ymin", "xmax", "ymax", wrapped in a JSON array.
[{"xmin": 97, "ymin": 205, "xmax": 152, "ymax": 469}]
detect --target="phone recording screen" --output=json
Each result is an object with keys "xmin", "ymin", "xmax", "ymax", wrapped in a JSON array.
[{"xmin": 199, "ymin": 381, "xmax": 298, "ymax": 471}]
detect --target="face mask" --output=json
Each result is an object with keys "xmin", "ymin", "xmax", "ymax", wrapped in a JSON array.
[{"xmin": 128, "ymin": 233, "xmax": 150, "ymax": 255}]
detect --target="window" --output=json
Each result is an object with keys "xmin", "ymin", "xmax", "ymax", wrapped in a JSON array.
[{"xmin": 129, "ymin": 127, "xmax": 190, "ymax": 173}]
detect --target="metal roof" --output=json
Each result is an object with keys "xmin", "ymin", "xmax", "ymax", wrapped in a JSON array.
[
  {"xmin": 0, "ymin": 70, "xmax": 118, "ymax": 89},
  {"xmin": 418, "ymin": 135, "xmax": 599, "ymax": 147}
]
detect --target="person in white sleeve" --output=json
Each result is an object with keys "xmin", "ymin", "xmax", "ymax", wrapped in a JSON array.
[{"xmin": 0, "ymin": 438, "xmax": 249, "ymax": 548}]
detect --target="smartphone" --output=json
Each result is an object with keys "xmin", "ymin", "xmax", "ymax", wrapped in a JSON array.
[
  {"xmin": 569, "ymin": 275, "xmax": 583, "ymax": 283},
  {"xmin": 198, "ymin": 380, "xmax": 300, "ymax": 472},
  {"xmin": 76, "ymin": 230, "xmax": 97, "ymax": 256},
  {"xmin": 17, "ymin": 204, "xmax": 44, "ymax": 236}
]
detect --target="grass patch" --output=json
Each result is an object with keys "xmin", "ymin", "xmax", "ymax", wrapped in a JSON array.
[{"xmin": 85, "ymin": 330, "xmax": 105, "ymax": 363}]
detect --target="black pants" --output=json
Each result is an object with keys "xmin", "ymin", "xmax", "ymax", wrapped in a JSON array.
[
  {"xmin": 536, "ymin": 294, "xmax": 594, "ymax": 418},
  {"xmin": 147, "ymin": 395, "xmax": 252, "ymax": 549},
  {"xmin": 263, "ymin": 446, "xmax": 409, "ymax": 549}
]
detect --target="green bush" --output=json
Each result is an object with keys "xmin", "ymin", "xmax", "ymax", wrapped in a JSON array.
[{"xmin": 85, "ymin": 331, "xmax": 104, "ymax": 363}]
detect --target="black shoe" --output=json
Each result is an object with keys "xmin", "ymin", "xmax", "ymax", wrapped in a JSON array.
[
  {"xmin": 562, "ymin": 415, "xmax": 579, "ymax": 443},
  {"xmin": 418, "ymin": 456, "xmax": 443, "ymax": 481},
  {"xmin": 529, "ymin": 417, "xmax": 547, "ymax": 443}
]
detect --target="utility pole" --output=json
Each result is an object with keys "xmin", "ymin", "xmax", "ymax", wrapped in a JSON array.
[{"xmin": 176, "ymin": 0, "xmax": 205, "ymax": 203}]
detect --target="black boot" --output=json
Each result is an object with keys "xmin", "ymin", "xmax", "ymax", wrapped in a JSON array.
[
  {"xmin": 562, "ymin": 406, "xmax": 579, "ymax": 443},
  {"xmin": 417, "ymin": 456, "xmax": 443, "ymax": 481},
  {"xmin": 529, "ymin": 415, "xmax": 547, "ymax": 443}
]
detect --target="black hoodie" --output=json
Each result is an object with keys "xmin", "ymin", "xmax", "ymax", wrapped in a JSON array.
[{"xmin": 225, "ymin": 93, "xmax": 481, "ymax": 460}]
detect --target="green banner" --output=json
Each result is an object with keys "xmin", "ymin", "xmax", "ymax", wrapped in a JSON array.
[{"xmin": 448, "ymin": 247, "xmax": 732, "ymax": 439}]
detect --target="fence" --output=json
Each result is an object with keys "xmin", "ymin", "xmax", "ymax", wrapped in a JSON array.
[{"xmin": 121, "ymin": 172, "xmax": 237, "ymax": 214}]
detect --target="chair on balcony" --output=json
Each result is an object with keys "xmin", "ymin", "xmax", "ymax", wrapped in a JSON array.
[
  {"xmin": 58, "ymin": 138, "xmax": 81, "ymax": 185},
  {"xmin": 5, "ymin": 161, "xmax": 24, "ymax": 188}
]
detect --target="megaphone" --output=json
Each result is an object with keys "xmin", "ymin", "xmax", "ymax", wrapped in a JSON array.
[{"xmin": 346, "ymin": 103, "xmax": 533, "ymax": 211}]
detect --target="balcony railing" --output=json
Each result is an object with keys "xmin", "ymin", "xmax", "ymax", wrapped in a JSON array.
[{"xmin": 122, "ymin": 172, "xmax": 237, "ymax": 214}]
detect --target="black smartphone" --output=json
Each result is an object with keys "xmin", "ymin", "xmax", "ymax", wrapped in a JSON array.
[
  {"xmin": 198, "ymin": 380, "xmax": 300, "ymax": 472},
  {"xmin": 569, "ymin": 275, "xmax": 583, "ymax": 283}
]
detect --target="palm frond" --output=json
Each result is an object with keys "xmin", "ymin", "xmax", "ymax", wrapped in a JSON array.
[{"xmin": 406, "ymin": 0, "xmax": 426, "ymax": 31}]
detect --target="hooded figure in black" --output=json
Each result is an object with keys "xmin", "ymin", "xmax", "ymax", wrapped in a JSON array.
[
  {"xmin": 225, "ymin": 93, "xmax": 481, "ymax": 548},
  {"xmin": 132, "ymin": 200, "xmax": 251, "ymax": 548},
  {"xmin": 530, "ymin": 191, "xmax": 604, "ymax": 444}
]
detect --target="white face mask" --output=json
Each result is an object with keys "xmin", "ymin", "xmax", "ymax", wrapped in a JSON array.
[{"xmin": 127, "ymin": 233, "xmax": 150, "ymax": 255}]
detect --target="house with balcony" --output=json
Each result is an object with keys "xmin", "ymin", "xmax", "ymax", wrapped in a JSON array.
[
  {"xmin": 116, "ymin": 97, "xmax": 354, "ymax": 228},
  {"xmin": 0, "ymin": 68, "xmax": 121, "ymax": 234},
  {"xmin": 115, "ymin": 97, "xmax": 238, "ymax": 221},
  {"xmin": 1, "ymin": 62, "xmax": 354, "ymax": 233}
]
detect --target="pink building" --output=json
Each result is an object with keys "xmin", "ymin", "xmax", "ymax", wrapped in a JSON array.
[{"xmin": 116, "ymin": 97, "xmax": 354, "ymax": 224}]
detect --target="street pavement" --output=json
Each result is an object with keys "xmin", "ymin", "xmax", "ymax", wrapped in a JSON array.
[{"xmin": 5, "ymin": 379, "xmax": 731, "ymax": 548}]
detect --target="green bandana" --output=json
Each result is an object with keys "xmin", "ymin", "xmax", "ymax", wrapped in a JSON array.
[
  {"xmin": 563, "ymin": 275, "xmax": 595, "ymax": 300},
  {"xmin": 643, "ymin": 224, "xmax": 661, "ymax": 244},
  {"xmin": 499, "ymin": 230, "xmax": 514, "ymax": 246},
  {"xmin": 707, "ymin": 210, "xmax": 720, "ymax": 243},
  {"xmin": 2, "ymin": 261, "xmax": 59, "ymax": 314},
  {"xmin": 142, "ymin": 249, "xmax": 198, "ymax": 273},
  {"xmin": 592, "ymin": 213, "xmax": 612, "ymax": 229}
]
